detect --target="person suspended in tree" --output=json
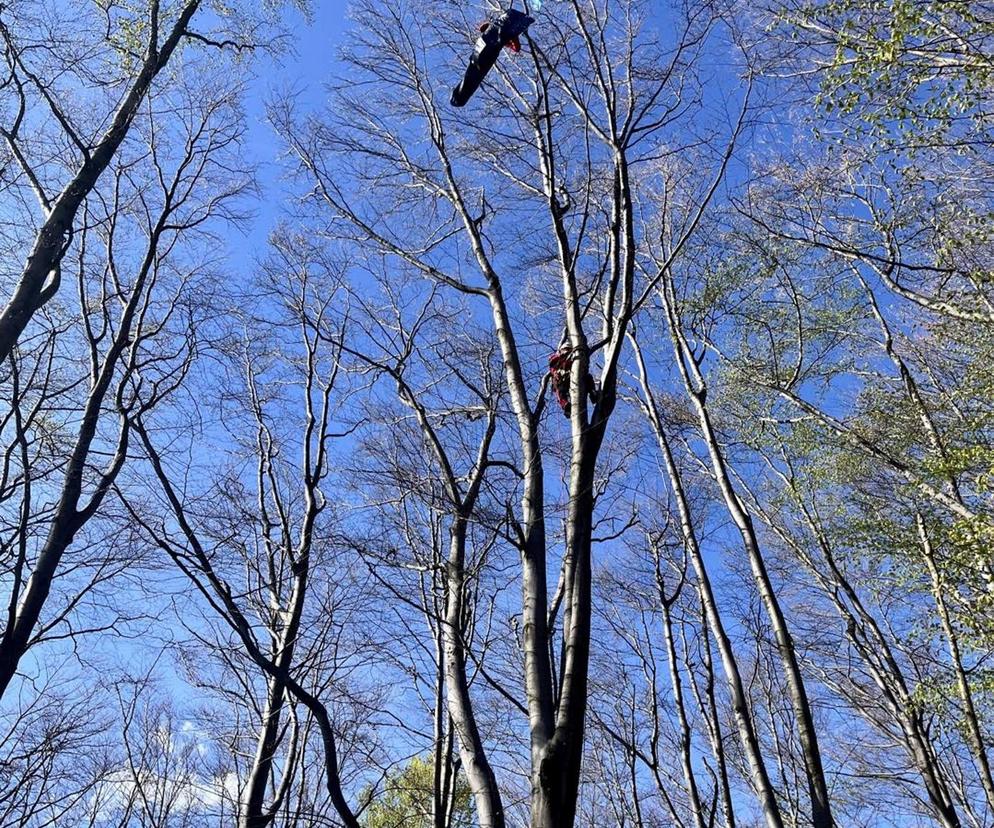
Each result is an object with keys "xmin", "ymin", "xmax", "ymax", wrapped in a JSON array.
[{"xmin": 548, "ymin": 346, "xmax": 599, "ymax": 418}]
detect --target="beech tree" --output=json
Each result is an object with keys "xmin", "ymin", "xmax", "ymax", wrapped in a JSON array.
[
  {"xmin": 0, "ymin": 77, "xmax": 248, "ymax": 701},
  {"xmin": 2, "ymin": 1, "xmax": 992, "ymax": 826},
  {"xmin": 0, "ymin": 0, "xmax": 289, "ymax": 359},
  {"xmin": 123, "ymin": 237, "xmax": 374, "ymax": 828},
  {"xmin": 274, "ymin": 0, "xmax": 750, "ymax": 825}
]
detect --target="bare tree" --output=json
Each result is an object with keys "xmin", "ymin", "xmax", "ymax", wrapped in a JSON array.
[
  {"xmin": 274, "ymin": 0, "xmax": 750, "ymax": 824},
  {"xmin": 123, "ymin": 238, "xmax": 375, "ymax": 828},
  {"xmin": 0, "ymin": 672, "xmax": 116, "ymax": 826},
  {"xmin": 0, "ymin": 0, "xmax": 232, "ymax": 358},
  {"xmin": 337, "ymin": 277, "xmax": 511, "ymax": 827},
  {"xmin": 0, "ymin": 81, "xmax": 247, "ymax": 699},
  {"xmin": 628, "ymin": 330, "xmax": 787, "ymax": 828},
  {"xmin": 642, "ymin": 247, "xmax": 835, "ymax": 827},
  {"xmin": 3, "ymin": 3, "xmax": 991, "ymax": 827}
]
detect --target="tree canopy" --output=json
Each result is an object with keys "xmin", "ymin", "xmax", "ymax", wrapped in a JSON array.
[{"xmin": 0, "ymin": 1, "xmax": 992, "ymax": 827}]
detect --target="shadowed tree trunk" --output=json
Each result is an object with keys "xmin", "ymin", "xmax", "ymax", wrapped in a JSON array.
[
  {"xmin": 0, "ymin": 0, "xmax": 203, "ymax": 361},
  {"xmin": 0, "ymin": 92, "xmax": 244, "ymax": 699}
]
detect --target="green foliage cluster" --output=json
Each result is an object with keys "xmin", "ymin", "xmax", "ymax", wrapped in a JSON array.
[
  {"xmin": 711, "ymin": 197, "xmax": 994, "ymax": 731},
  {"xmin": 360, "ymin": 757, "xmax": 474, "ymax": 828},
  {"xmin": 787, "ymin": 1, "xmax": 994, "ymax": 146}
]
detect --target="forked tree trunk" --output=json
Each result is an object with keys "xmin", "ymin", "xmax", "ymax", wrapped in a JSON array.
[{"xmin": 631, "ymin": 336, "xmax": 785, "ymax": 828}]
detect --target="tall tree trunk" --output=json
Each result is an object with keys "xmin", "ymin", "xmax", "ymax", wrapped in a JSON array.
[
  {"xmin": 443, "ymin": 520, "xmax": 506, "ymax": 828},
  {"xmin": 918, "ymin": 515, "xmax": 994, "ymax": 812},
  {"xmin": 694, "ymin": 602, "xmax": 738, "ymax": 828},
  {"xmin": 659, "ymin": 283, "xmax": 835, "ymax": 828},
  {"xmin": 655, "ymin": 557, "xmax": 708, "ymax": 828},
  {"xmin": 239, "ymin": 575, "xmax": 306, "ymax": 827},
  {"xmin": 752, "ymin": 463, "xmax": 965, "ymax": 828},
  {"xmin": 531, "ymin": 435, "xmax": 596, "ymax": 828},
  {"xmin": 631, "ymin": 337, "xmax": 785, "ymax": 828},
  {"xmin": 241, "ymin": 676, "xmax": 287, "ymax": 828},
  {"xmin": 432, "ymin": 617, "xmax": 449, "ymax": 828}
]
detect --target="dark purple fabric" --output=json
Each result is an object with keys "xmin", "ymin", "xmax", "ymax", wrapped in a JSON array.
[
  {"xmin": 451, "ymin": 8, "xmax": 535, "ymax": 107},
  {"xmin": 495, "ymin": 9, "xmax": 534, "ymax": 44}
]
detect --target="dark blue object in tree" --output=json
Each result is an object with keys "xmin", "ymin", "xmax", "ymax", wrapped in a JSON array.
[{"xmin": 451, "ymin": 8, "xmax": 534, "ymax": 107}]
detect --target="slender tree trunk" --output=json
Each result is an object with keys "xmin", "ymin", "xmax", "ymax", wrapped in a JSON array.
[
  {"xmin": 692, "ymin": 405, "xmax": 832, "ymax": 828},
  {"xmin": 656, "ymin": 563, "xmax": 708, "ymax": 828},
  {"xmin": 659, "ymin": 283, "xmax": 835, "ymax": 828},
  {"xmin": 753, "ymin": 464, "xmax": 965, "ymax": 828},
  {"xmin": 918, "ymin": 515, "xmax": 994, "ymax": 812},
  {"xmin": 241, "ymin": 675, "xmax": 288, "ymax": 828},
  {"xmin": 239, "ymin": 593, "xmax": 305, "ymax": 827},
  {"xmin": 443, "ymin": 520, "xmax": 506, "ymax": 828},
  {"xmin": 632, "ymin": 334, "xmax": 784, "ymax": 828},
  {"xmin": 696, "ymin": 604, "xmax": 738, "ymax": 828},
  {"xmin": 432, "ymin": 621, "xmax": 448, "ymax": 828}
]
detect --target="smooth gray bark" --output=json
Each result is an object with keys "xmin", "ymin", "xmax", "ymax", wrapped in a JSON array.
[
  {"xmin": 658, "ymin": 276, "xmax": 836, "ymax": 828},
  {"xmin": 632, "ymin": 335, "xmax": 785, "ymax": 828}
]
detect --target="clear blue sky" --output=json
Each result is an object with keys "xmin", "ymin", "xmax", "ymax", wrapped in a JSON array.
[{"xmin": 230, "ymin": 0, "xmax": 351, "ymax": 270}]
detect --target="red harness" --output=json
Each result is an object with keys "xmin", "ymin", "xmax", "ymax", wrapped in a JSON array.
[
  {"xmin": 479, "ymin": 22, "xmax": 522, "ymax": 53},
  {"xmin": 548, "ymin": 348, "xmax": 573, "ymax": 411}
]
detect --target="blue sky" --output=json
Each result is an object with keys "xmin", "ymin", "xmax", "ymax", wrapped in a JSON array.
[{"xmin": 229, "ymin": 0, "xmax": 351, "ymax": 269}]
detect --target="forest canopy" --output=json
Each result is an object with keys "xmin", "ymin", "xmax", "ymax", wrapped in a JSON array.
[{"xmin": 0, "ymin": 1, "xmax": 992, "ymax": 826}]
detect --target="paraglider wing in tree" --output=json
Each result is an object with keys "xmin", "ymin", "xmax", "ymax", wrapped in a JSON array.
[{"xmin": 450, "ymin": 9, "xmax": 534, "ymax": 107}]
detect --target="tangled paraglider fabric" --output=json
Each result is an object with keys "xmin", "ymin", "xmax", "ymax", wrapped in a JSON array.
[{"xmin": 450, "ymin": 9, "xmax": 534, "ymax": 107}]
